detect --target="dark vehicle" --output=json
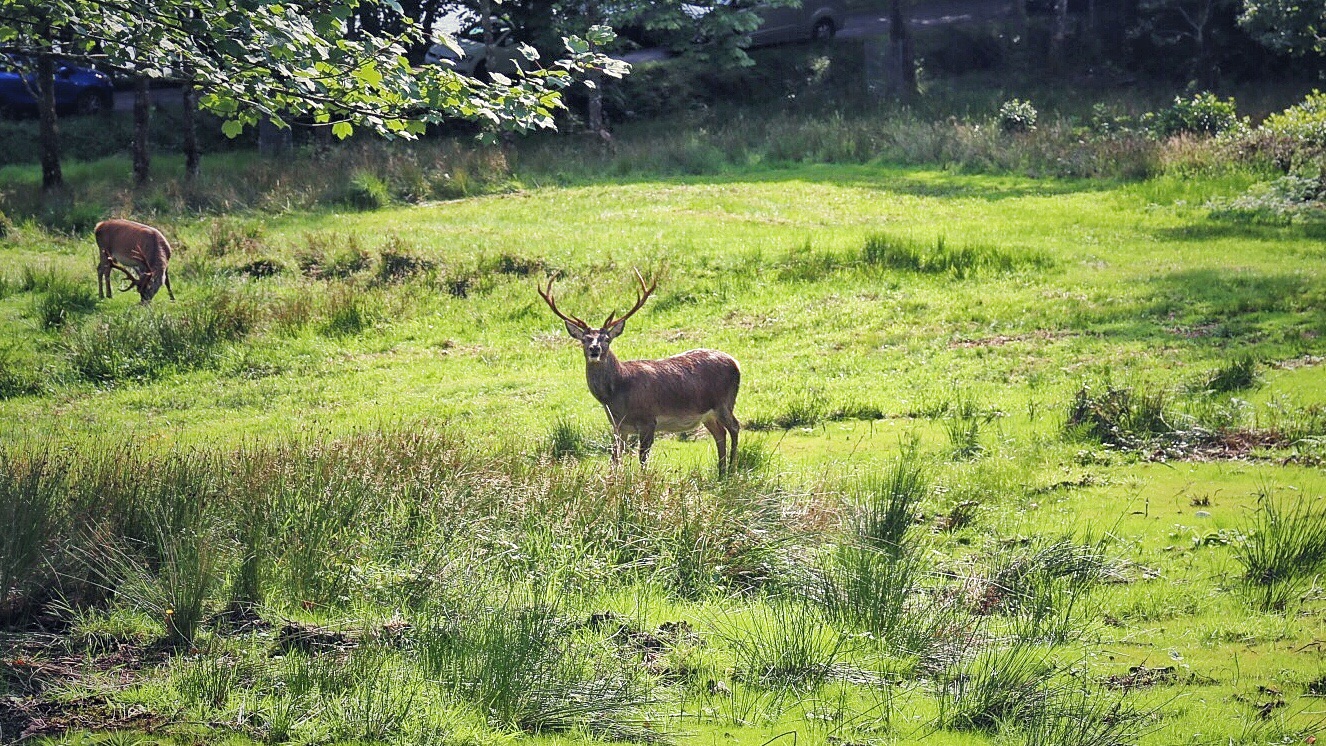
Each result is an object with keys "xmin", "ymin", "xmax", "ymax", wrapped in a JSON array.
[
  {"xmin": 684, "ymin": 1, "xmax": 843, "ymax": 47},
  {"xmin": 424, "ymin": 20, "xmax": 529, "ymax": 78},
  {"xmin": 0, "ymin": 56, "xmax": 114, "ymax": 117}
]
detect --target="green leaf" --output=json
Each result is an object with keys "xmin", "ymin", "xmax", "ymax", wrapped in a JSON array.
[
  {"xmin": 332, "ymin": 121, "xmax": 354, "ymax": 140},
  {"xmin": 221, "ymin": 119, "xmax": 244, "ymax": 138}
]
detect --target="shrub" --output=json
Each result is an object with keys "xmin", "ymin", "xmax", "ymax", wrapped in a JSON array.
[
  {"xmin": 0, "ymin": 208, "xmax": 13, "ymax": 239},
  {"xmin": 998, "ymin": 98, "xmax": 1038, "ymax": 134},
  {"xmin": 1210, "ymin": 173, "xmax": 1326, "ymax": 223},
  {"xmin": 1259, "ymin": 90, "xmax": 1326, "ymax": 149},
  {"xmin": 343, "ymin": 171, "xmax": 392, "ymax": 210},
  {"xmin": 1147, "ymin": 92, "xmax": 1246, "ymax": 138},
  {"xmin": 1064, "ymin": 380, "xmax": 1179, "ymax": 448}
]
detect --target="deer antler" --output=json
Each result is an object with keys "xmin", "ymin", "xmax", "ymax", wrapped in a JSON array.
[
  {"xmin": 603, "ymin": 268, "xmax": 657, "ymax": 330},
  {"xmin": 538, "ymin": 273, "xmax": 590, "ymax": 331},
  {"xmin": 109, "ymin": 258, "xmax": 144, "ymax": 292}
]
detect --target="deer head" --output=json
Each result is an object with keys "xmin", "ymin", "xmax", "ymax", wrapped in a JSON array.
[{"xmin": 539, "ymin": 269, "xmax": 657, "ymax": 363}]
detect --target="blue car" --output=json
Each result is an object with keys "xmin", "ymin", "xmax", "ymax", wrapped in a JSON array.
[{"xmin": 0, "ymin": 56, "xmax": 114, "ymax": 117}]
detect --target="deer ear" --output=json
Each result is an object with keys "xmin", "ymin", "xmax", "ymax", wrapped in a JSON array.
[
  {"xmin": 604, "ymin": 318, "xmax": 626, "ymax": 340},
  {"xmin": 564, "ymin": 320, "xmax": 588, "ymax": 340}
]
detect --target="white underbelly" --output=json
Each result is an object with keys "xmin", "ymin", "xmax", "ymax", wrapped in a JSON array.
[{"xmin": 619, "ymin": 411, "xmax": 712, "ymax": 434}]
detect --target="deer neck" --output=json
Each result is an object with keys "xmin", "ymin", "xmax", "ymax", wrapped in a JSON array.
[{"xmin": 585, "ymin": 351, "xmax": 625, "ymax": 406}]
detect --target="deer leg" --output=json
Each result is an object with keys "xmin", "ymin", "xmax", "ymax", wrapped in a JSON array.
[
  {"xmin": 98, "ymin": 259, "xmax": 111, "ymax": 298},
  {"xmin": 604, "ymin": 406, "xmax": 624, "ymax": 466},
  {"xmin": 638, "ymin": 421, "xmax": 656, "ymax": 467},
  {"xmin": 163, "ymin": 269, "xmax": 174, "ymax": 301},
  {"xmin": 610, "ymin": 430, "xmax": 624, "ymax": 466},
  {"xmin": 704, "ymin": 418, "xmax": 728, "ymax": 474},
  {"xmin": 717, "ymin": 407, "xmax": 740, "ymax": 472}
]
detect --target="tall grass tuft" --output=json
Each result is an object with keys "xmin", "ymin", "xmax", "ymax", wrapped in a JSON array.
[
  {"xmin": 944, "ymin": 393, "xmax": 997, "ymax": 460},
  {"xmin": 979, "ymin": 536, "xmax": 1112, "ymax": 642},
  {"xmin": 546, "ymin": 417, "xmax": 593, "ymax": 460},
  {"xmin": 0, "ymin": 344, "xmax": 43, "ymax": 399},
  {"xmin": 1008, "ymin": 683, "xmax": 1151, "ymax": 746},
  {"xmin": 1065, "ymin": 380, "xmax": 1180, "ymax": 448},
  {"xmin": 861, "ymin": 234, "xmax": 1052, "ymax": 278},
  {"xmin": 320, "ymin": 286, "xmax": 376, "ymax": 336},
  {"xmin": 816, "ymin": 544, "xmax": 936, "ymax": 652},
  {"xmin": 815, "ymin": 452, "xmax": 956, "ymax": 653},
  {"xmin": 419, "ymin": 601, "xmax": 652, "ymax": 737},
  {"xmin": 342, "ymin": 171, "xmax": 392, "ymax": 210},
  {"xmin": 34, "ymin": 274, "xmax": 98, "ymax": 329},
  {"xmin": 1237, "ymin": 490, "xmax": 1326, "ymax": 610},
  {"xmin": 853, "ymin": 454, "xmax": 928, "ymax": 553},
  {"xmin": 64, "ymin": 302, "xmax": 248, "ymax": 383},
  {"xmin": 936, "ymin": 641, "xmax": 1056, "ymax": 732},
  {"xmin": 331, "ymin": 655, "xmax": 420, "ymax": 742},
  {"xmin": 0, "ymin": 448, "xmax": 64, "ymax": 621},
  {"xmin": 1198, "ymin": 353, "xmax": 1261, "ymax": 393},
  {"xmin": 716, "ymin": 600, "xmax": 850, "ymax": 690}
]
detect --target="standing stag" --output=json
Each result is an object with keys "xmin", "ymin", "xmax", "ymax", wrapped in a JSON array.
[
  {"xmin": 539, "ymin": 270, "xmax": 742, "ymax": 473},
  {"xmin": 95, "ymin": 218, "xmax": 175, "ymax": 304}
]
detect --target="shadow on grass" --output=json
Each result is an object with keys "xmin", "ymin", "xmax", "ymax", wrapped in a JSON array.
[
  {"xmin": 1147, "ymin": 268, "xmax": 1322, "ymax": 317},
  {"xmin": 552, "ymin": 164, "xmax": 1109, "ymax": 203},
  {"xmin": 1151, "ymin": 221, "xmax": 1326, "ymax": 244}
]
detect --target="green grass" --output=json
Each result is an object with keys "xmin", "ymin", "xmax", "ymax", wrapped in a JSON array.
[{"xmin": 0, "ymin": 147, "xmax": 1323, "ymax": 746}]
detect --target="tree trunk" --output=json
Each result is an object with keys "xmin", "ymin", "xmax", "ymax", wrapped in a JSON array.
[
  {"xmin": 1013, "ymin": 0, "xmax": 1029, "ymax": 38},
  {"xmin": 258, "ymin": 117, "xmax": 292, "ymax": 156},
  {"xmin": 1050, "ymin": 0, "xmax": 1070, "ymax": 64},
  {"xmin": 133, "ymin": 77, "xmax": 151, "ymax": 186},
  {"xmin": 36, "ymin": 54, "xmax": 63, "ymax": 191},
  {"xmin": 584, "ymin": 0, "xmax": 607, "ymax": 139},
  {"xmin": 587, "ymin": 70, "xmax": 606, "ymax": 138},
  {"xmin": 182, "ymin": 81, "xmax": 200, "ymax": 181},
  {"xmin": 886, "ymin": 0, "xmax": 917, "ymax": 100}
]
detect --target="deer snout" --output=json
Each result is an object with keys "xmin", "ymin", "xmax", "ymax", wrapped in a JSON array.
[{"xmin": 586, "ymin": 343, "xmax": 604, "ymax": 360}]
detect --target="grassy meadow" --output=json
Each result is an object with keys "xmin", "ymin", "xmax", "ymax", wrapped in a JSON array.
[{"xmin": 1, "ymin": 106, "xmax": 1326, "ymax": 745}]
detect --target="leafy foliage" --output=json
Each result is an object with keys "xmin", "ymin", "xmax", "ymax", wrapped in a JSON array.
[
  {"xmin": 998, "ymin": 98, "xmax": 1038, "ymax": 134},
  {"xmin": 0, "ymin": 0, "xmax": 629, "ymax": 140},
  {"xmin": 1239, "ymin": 0, "xmax": 1326, "ymax": 56},
  {"xmin": 1146, "ymin": 92, "xmax": 1246, "ymax": 138}
]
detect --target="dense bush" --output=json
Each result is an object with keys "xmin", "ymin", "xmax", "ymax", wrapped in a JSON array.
[
  {"xmin": 998, "ymin": 98, "xmax": 1039, "ymax": 133},
  {"xmin": 1146, "ymin": 92, "xmax": 1246, "ymax": 138},
  {"xmin": 1235, "ymin": 90, "xmax": 1326, "ymax": 171},
  {"xmin": 342, "ymin": 170, "xmax": 392, "ymax": 210},
  {"xmin": 1261, "ymin": 90, "xmax": 1326, "ymax": 146}
]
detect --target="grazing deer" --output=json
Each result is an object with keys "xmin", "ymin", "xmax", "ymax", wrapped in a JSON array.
[
  {"xmin": 539, "ymin": 270, "xmax": 741, "ymax": 473},
  {"xmin": 95, "ymin": 218, "xmax": 175, "ymax": 304}
]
